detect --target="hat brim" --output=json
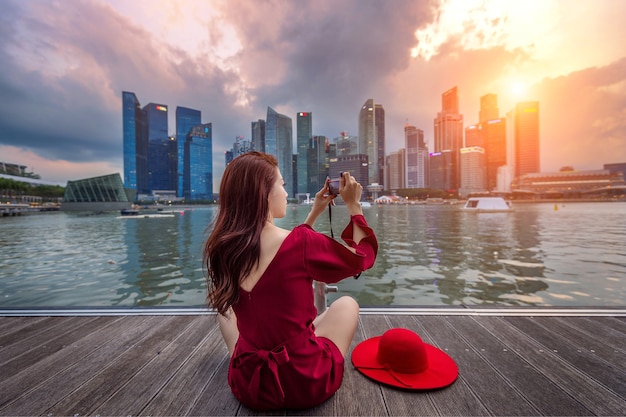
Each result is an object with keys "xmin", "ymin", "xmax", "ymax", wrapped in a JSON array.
[{"xmin": 351, "ymin": 335, "xmax": 458, "ymax": 390}]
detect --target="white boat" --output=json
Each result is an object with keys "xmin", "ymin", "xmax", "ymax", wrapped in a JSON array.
[{"xmin": 462, "ymin": 197, "xmax": 512, "ymax": 212}]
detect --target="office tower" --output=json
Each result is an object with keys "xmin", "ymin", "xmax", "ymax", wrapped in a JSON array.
[
  {"xmin": 251, "ymin": 119, "xmax": 265, "ymax": 152},
  {"xmin": 296, "ymin": 112, "xmax": 312, "ymax": 196},
  {"xmin": 329, "ymin": 154, "xmax": 369, "ymax": 190},
  {"xmin": 388, "ymin": 149, "xmax": 406, "ymax": 190},
  {"xmin": 459, "ymin": 147, "xmax": 486, "ymax": 198},
  {"xmin": 176, "ymin": 107, "xmax": 201, "ymax": 197},
  {"xmin": 358, "ymin": 99, "xmax": 385, "ymax": 187},
  {"xmin": 308, "ymin": 135, "xmax": 329, "ymax": 195},
  {"xmin": 465, "ymin": 124, "xmax": 483, "ymax": 147},
  {"xmin": 433, "ymin": 87, "xmax": 463, "ymax": 192},
  {"xmin": 144, "ymin": 103, "xmax": 175, "ymax": 192},
  {"xmin": 429, "ymin": 150, "xmax": 455, "ymax": 192},
  {"xmin": 184, "ymin": 123, "xmax": 213, "ymax": 201},
  {"xmin": 266, "ymin": 106, "xmax": 293, "ymax": 196},
  {"xmin": 405, "ymin": 125, "xmax": 429, "ymax": 188},
  {"xmin": 122, "ymin": 91, "xmax": 148, "ymax": 195},
  {"xmin": 479, "ymin": 93, "xmax": 498, "ymax": 123},
  {"xmin": 514, "ymin": 101, "xmax": 540, "ymax": 177},
  {"xmin": 334, "ymin": 132, "xmax": 359, "ymax": 156}
]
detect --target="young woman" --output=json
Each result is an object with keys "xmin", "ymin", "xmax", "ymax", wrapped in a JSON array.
[{"xmin": 203, "ymin": 151, "xmax": 377, "ymax": 411}]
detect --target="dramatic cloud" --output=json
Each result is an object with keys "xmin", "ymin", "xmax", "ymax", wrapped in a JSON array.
[{"xmin": 0, "ymin": 0, "xmax": 624, "ymax": 185}]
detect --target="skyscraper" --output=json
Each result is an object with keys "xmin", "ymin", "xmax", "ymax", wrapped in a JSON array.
[
  {"xmin": 358, "ymin": 99, "xmax": 385, "ymax": 187},
  {"xmin": 459, "ymin": 146, "xmax": 486, "ymax": 197},
  {"xmin": 251, "ymin": 119, "xmax": 265, "ymax": 152},
  {"xmin": 514, "ymin": 101, "xmax": 540, "ymax": 177},
  {"xmin": 176, "ymin": 106, "xmax": 201, "ymax": 197},
  {"xmin": 184, "ymin": 123, "xmax": 213, "ymax": 201},
  {"xmin": 388, "ymin": 149, "xmax": 405, "ymax": 190},
  {"xmin": 144, "ymin": 102, "xmax": 175, "ymax": 192},
  {"xmin": 266, "ymin": 107, "xmax": 293, "ymax": 196},
  {"xmin": 433, "ymin": 87, "xmax": 463, "ymax": 192},
  {"xmin": 405, "ymin": 125, "xmax": 429, "ymax": 188},
  {"xmin": 296, "ymin": 112, "xmax": 312, "ymax": 196},
  {"xmin": 122, "ymin": 91, "xmax": 148, "ymax": 195}
]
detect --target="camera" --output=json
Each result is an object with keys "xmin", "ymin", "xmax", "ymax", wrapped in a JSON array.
[{"xmin": 328, "ymin": 174, "xmax": 342, "ymax": 195}]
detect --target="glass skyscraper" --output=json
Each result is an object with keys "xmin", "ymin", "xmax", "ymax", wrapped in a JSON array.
[
  {"xmin": 296, "ymin": 112, "xmax": 312, "ymax": 195},
  {"xmin": 266, "ymin": 107, "xmax": 293, "ymax": 196},
  {"xmin": 176, "ymin": 106, "xmax": 201, "ymax": 197},
  {"xmin": 251, "ymin": 119, "xmax": 265, "ymax": 152},
  {"xmin": 184, "ymin": 124, "xmax": 213, "ymax": 201},
  {"xmin": 515, "ymin": 101, "xmax": 540, "ymax": 177},
  {"xmin": 144, "ymin": 103, "xmax": 176, "ymax": 192},
  {"xmin": 122, "ymin": 91, "xmax": 148, "ymax": 195},
  {"xmin": 358, "ymin": 99, "xmax": 385, "ymax": 187}
]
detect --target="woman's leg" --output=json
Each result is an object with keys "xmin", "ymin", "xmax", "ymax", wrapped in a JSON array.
[
  {"xmin": 313, "ymin": 296, "xmax": 359, "ymax": 356},
  {"xmin": 218, "ymin": 307, "xmax": 239, "ymax": 357}
]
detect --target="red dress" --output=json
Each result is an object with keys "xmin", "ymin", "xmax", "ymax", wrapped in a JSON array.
[{"xmin": 228, "ymin": 214, "xmax": 378, "ymax": 411}]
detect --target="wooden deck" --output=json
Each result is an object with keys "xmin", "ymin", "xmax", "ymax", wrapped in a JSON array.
[{"xmin": 0, "ymin": 309, "xmax": 624, "ymax": 416}]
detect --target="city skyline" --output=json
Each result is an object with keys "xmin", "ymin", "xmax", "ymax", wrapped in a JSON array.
[{"xmin": 1, "ymin": 0, "xmax": 625, "ymax": 188}]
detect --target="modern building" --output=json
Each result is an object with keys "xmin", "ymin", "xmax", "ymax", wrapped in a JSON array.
[
  {"xmin": 251, "ymin": 119, "xmax": 266, "ymax": 152},
  {"xmin": 514, "ymin": 101, "xmax": 540, "ymax": 177},
  {"xmin": 296, "ymin": 112, "xmax": 312, "ymax": 196},
  {"xmin": 122, "ymin": 91, "xmax": 148, "ymax": 195},
  {"xmin": 358, "ymin": 99, "xmax": 385, "ymax": 188},
  {"xmin": 176, "ymin": 106, "xmax": 201, "ymax": 197},
  {"xmin": 405, "ymin": 124, "xmax": 429, "ymax": 189},
  {"xmin": 433, "ymin": 87, "xmax": 463, "ymax": 193},
  {"xmin": 266, "ymin": 107, "xmax": 293, "ymax": 196},
  {"xmin": 184, "ymin": 124, "xmax": 213, "ymax": 201},
  {"xmin": 604, "ymin": 162, "xmax": 626, "ymax": 182},
  {"xmin": 387, "ymin": 149, "xmax": 405, "ymax": 190},
  {"xmin": 334, "ymin": 132, "xmax": 359, "ymax": 156},
  {"xmin": 512, "ymin": 169, "xmax": 624, "ymax": 197},
  {"xmin": 329, "ymin": 154, "xmax": 369, "ymax": 192},
  {"xmin": 307, "ymin": 135, "xmax": 330, "ymax": 196},
  {"xmin": 429, "ymin": 150, "xmax": 455, "ymax": 193},
  {"xmin": 148, "ymin": 137, "xmax": 177, "ymax": 193},
  {"xmin": 459, "ymin": 146, "xmax": 486, "ymax": 198},
  {"xmin": 61, "ymin": 173, "xmax": 133, "ymax": 211}
]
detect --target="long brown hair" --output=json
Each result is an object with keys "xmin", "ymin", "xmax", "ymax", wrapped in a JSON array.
[{"xmin": 203, "ymin": 151, "xmax": 279, "ymax": 315}]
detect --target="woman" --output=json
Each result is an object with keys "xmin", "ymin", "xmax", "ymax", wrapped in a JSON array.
[{"xmin": 203, "ymin": 151, "xmax": 377, "ymax": 411}]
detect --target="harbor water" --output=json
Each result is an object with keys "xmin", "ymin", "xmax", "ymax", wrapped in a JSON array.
[{"xmin": 0, "ymin": 202, "xmax": 624, "ymax": 308}]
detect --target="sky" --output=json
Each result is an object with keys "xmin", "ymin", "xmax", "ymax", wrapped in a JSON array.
[{"xmin": 1, "ymin": 0, "xmax": 625, "ymax": 188}]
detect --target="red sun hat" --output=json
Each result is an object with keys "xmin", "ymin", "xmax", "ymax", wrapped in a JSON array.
[{"xmin": 351, "ymin": 328, "xmax": 458, "ymax": 390}]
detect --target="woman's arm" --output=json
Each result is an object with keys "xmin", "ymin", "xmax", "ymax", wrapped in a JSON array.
[{"xmin": 304, "ymin": 179, "xmax": 335, "ymax": 227}]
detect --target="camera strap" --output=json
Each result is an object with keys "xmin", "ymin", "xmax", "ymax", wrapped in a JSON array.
[{"xmin": 328, "ymin": 202, "xmax": 361, "ymax": 280}]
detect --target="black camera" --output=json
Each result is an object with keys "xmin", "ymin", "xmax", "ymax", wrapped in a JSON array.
[{"xmin": 328, "ymin": 175, "xmax": 342, "ymax": 195}]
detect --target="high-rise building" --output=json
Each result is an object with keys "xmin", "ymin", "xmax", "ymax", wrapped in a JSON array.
[
  {"xmin": 358, "ymin": 99, "xmax": 385, "ymax": 188},
  {"xmin": 334, "ymin": 132, "xmax": 359, "ymax": 156},
  {"xmin": 184, "ymin": 123, "xmax": 213, "ymax": 201},
  {"xmin": 296, "ymin": 112, "xmax": 312, "ymax": 196},
  {"xmin": 329, "ymin": 154, "xmax": 369, "ymax": 191},
  {"xmin": 405, "ymin": 125, "xmax": 429, "ymax": 189},
  {"xmin": 466, "ymin": 95, "xmax": 507, "ymax": 191},
  {"xmin": 388, "ymin": 149, "xmax": 405, "ymax": 190},
  {"xmin": 429, "ymin": 151, "xmax": 455, "ymax": 193},
  {"xmin": 176, "ymin": 107, "xmax": 201, "ymax": 197},
  {"xmin": 144, "ymin": 103, "xmax": 175, "ymax": 193},
  {"xmin": 307, "ymin": 135, "xmax": 329, "ymax": 196},
  {"xmin": 479, "ymin": 93, "xmax": 499, "ymax": 123},
  {"xmin": 459, "ymin": 146, "xmax": 486, "ymax": 198},
  {"xmin": 433, "ymin": 87, "xmax": 463, "ymax": 193},
  {"xmin": 514, "ymin": 101, "xmax": 540, "ymax": 177},
  {"xmin": 251, "ymin": 119, "xmax": 265, "ymax": 152},
  {"xmin": 122, "ymin": 91, "xmax": 148, "ymax": 196},
  {"xmin": 266, "ymin": 107, "xmax": 293, "ymax": 196}
]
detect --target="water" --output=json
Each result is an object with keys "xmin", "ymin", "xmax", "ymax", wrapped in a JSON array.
[{"xmin": 0, "ymin": 202, "xmax": 624, "ymax": 308}]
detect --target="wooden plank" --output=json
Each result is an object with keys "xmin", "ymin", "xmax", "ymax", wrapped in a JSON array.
[
  {"xmin": 139, "ymin": 316, "xmax": 236, "ymax": 416},
  {"xmin": 478, "ymin": 316, "xmax": 625, "ymax": 416},
  {"xmin": 42, "ymin": 316, "xmax": 195, "ymax": 417},
  {"xmin": 187, "ymin": 354, "xmax": 243, "ymax": 416},
  {"xmin": 404, "ymin": 315, "xmax": 536, "ymax": 416},
  {"xmin": 0, "ymin": 316, "xmax": 151, "ymax": 415},
  {"xmin": 505, "ymin": 316, "xmax": 625, "ymax": 396},
  {"xmin": 0, "ymin": 316, "xmax": 109, "ymax": 379},
  {"xmin": 448, "ymin": 316, "xmax": 592, "ymax": 416},
  {"xmin": 556, "ymin": 316, "xmax": 626, "ymax": 353}
]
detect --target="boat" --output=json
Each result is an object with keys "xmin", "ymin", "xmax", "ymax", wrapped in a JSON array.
[
  {"xmin": 117, "ymin": 208, "xmax": 177, "ymax": 218},
  {"xmin": 462, "ymin": 197, "xmax": 512, "ymax": 212}
]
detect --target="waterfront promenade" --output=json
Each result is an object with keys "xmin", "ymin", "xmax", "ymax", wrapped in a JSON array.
[{"xmin": 0, "ymin": 308, "xmax": 624, "ymax": 416}]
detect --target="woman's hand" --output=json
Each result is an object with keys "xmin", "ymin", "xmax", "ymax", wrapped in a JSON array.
[
  {"xmin": 339, "ymin": 172, "xmax": 363, "ymax": 216},
  {"xmin": 304, "ymin": 179, "xmax": 335, "ymax": 227}
]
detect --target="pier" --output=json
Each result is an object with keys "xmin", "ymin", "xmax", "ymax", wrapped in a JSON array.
[
  {"xmin": 0, "ymin": 203, "xmax": 59, "ymax": 216},
  {"xmin": 0, "ymin": 308, "xmax": 624, "ymax": 416}
]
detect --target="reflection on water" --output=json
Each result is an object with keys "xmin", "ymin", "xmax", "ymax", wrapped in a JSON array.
[{"xmin": 0, "ymin": 202, "xmax": 624, "ymax": 307}]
